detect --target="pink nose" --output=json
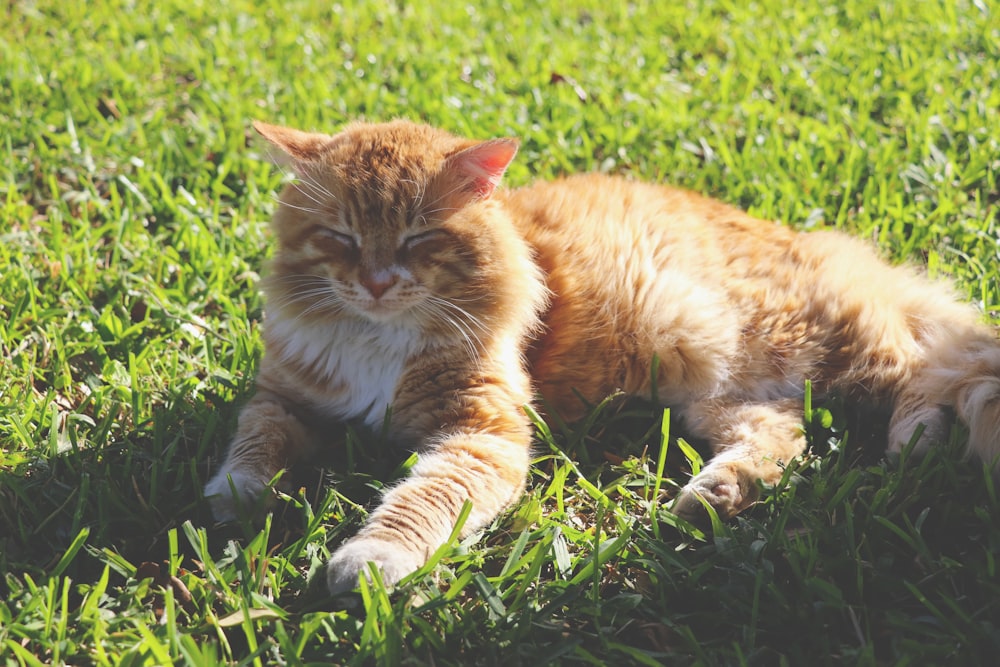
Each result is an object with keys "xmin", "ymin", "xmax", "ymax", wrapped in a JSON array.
[{"xmin": 360, "ymin": 271, "xmax": 398, "ymax": 299}]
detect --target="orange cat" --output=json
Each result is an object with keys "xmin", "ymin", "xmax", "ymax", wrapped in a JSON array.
[{"xmin": 204, "ymin": 119, "xmax": 1000, "ymax": 594}]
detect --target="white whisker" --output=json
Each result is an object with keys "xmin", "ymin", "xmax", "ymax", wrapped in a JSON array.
[
  {"xmin": 415, "ymin": 295, "xmax": 496, "ymax": 372},
  {"xmin": 428, "ymin": 296, "xmax": 491, "ymax": 334},
  {"xmin": 416, "ymin": 177, "xmax": 474, "ymax": 219},
  {"xmin": 400, "ymin": 177, "xmax": 427, "ymax": 213},
  {"xmin": 294, "ymin": 181, "xmax": 334, "ymax": 210},
  {"xmin": 265, "ymin": 274, "xmax": 347, "ymax": 322},
  {"xmin": 419, "ymin": 205, "xmax": 460, "ymax": 219},
  {"xmin": 415, "ymin": 301, "xmax": 482, "ymax": 369},
  {"xmin": 272, "ymin": 194, "xmax": 324, "ymax": 215},
  {"xmin": 298, "ymin": 173, "xmax": 339, "ymax": 202},
  {"xmin": 272, "ymin": 161, "xmax": 338, "ymax": 210}
]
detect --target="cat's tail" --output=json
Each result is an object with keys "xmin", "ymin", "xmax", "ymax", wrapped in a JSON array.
[{"xmin": 890, "ymin": 329, "xmax": 1000, "ymax": 469}]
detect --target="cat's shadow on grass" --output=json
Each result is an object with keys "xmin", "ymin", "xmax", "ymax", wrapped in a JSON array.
[
  {"xmin": 0, "ymin": 386, "xmax": 895, "ymax": 606},
  {"xmin": 0, "ymin": 386, "xmax": 427, "ymax": 597}
]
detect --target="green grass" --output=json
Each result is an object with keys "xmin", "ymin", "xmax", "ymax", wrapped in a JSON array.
[{"xmin": 2, "ymin": 0, "xmax": 999, "ymax": 664}]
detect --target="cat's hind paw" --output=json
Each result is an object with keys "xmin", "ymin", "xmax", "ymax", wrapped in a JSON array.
[
  {"xmin": 203, "ymin": 469, "xmax": 273, "ymax": 522},
  {"xmin": 326, "ymin": 537, "xmax": 426, "ymax": 595}
]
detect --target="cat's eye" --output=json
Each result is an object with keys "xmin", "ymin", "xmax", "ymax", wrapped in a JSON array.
[
  {"xmin": 402, "ymin": 229, "xmax": 445, "ymax": 250},
  {"xmin": 314, "ymin": 227, "xmax": 358, "ymax": 249}
]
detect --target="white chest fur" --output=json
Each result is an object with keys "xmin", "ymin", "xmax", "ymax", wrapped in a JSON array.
[{"xmin": 266, "ymin": 316, "xmax": 423, "ymax": 426}]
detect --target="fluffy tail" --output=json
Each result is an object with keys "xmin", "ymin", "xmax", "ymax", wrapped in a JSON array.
[
  {"xmin": 891, "ymin": 332, "xmax": 1000, "ymax": 469},
  {"xmin": 932, "ymin": 337, "xmax": 1000, "ymax": 465}
]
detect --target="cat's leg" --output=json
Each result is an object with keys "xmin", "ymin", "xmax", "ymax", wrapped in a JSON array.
[
  {"xmin": 326, "ymin": 429, "xmax": 530, "ymax": 594},
  {"xmin": 672, "ymin": 398, "xmax": 805, "ymax": 521},
  {"xmin": 887, "ymin": 385, "xmax": 950, "ymax": 456},
  {"xmin": 203, "ymin": 390, "xmax": 317, "ymax": 521}
]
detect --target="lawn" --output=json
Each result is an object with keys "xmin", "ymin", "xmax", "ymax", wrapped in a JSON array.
[{"xmin": 2, "ymin": 0, "xmax": 999, "ymax": 664}]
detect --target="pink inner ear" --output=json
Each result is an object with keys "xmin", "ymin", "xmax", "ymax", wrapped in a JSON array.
[{"xmin": 453, "ymin": 138, "xmax": 519, "ymax": 198}]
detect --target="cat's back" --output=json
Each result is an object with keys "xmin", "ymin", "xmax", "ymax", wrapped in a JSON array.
[
  {"xmin": 503, "ymin": 174, "xmax": 794, "ymax": 415},
  {"xmin": 503, "ymin": 173, "xmax": 799, "ymax": 307}
]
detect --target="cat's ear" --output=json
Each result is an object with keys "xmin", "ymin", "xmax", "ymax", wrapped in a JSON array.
[
  {"xmin": 446, "ymin": 138, "xmax": 520, "ymax": 199},
  {"xmin": 253, "ymin": 121, "xmax": 334, "ymax": 162}
]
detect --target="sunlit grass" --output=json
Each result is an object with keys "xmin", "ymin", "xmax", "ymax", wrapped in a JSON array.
[{"xmin": 2, "ymin": 0, "xmax": 998, "ymax": 664}]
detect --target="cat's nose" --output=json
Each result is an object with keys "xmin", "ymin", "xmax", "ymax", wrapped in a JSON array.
[{"xmin": 360, "ymin": 270, "xmax": 398, "ymax": 299}]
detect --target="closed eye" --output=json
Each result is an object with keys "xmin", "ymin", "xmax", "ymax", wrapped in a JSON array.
[
  {"xmin": 314, "ymin": 227, "xmax": 358, "ymax": 248},
  {"xmin": 403, "ymin": 229, "xmax": 445, "ymax": 250}
]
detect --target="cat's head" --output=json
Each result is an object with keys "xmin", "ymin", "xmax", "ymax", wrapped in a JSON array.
[{"xmin": 255, "ymin": 119, "xmax": 542, "ymax": 341}]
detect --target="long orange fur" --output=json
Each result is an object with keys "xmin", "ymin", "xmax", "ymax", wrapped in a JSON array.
[{"xmin": 204, "ymin": 120, "xmax": 1000, "ymax": 594}]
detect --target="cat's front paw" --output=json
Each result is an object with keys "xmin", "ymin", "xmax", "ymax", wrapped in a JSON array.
[
  {"xmin": 203, "ymin": 468, "xmax": 273, "ymax": 522},
  {"xmin": 671, "ymin": 464, "xmax": 755, "ymax": 523},
  {"xmin": 326, "ymin": 537, "xmax": 426, "ymax": 595}
]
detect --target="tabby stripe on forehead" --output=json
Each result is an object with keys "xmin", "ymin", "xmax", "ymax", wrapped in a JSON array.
[
  {"xmin": 342, "ymin": 196, "xmax": 363, "ymax": 226},
  {"xmin": 343, "ymin": 189, "xmax": 410, "ymax": 226}
]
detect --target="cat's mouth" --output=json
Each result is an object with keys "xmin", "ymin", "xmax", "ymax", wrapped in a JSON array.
[{"xmin": 351, "ymin": 296, "xmax": 416, "ymax": 322}]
